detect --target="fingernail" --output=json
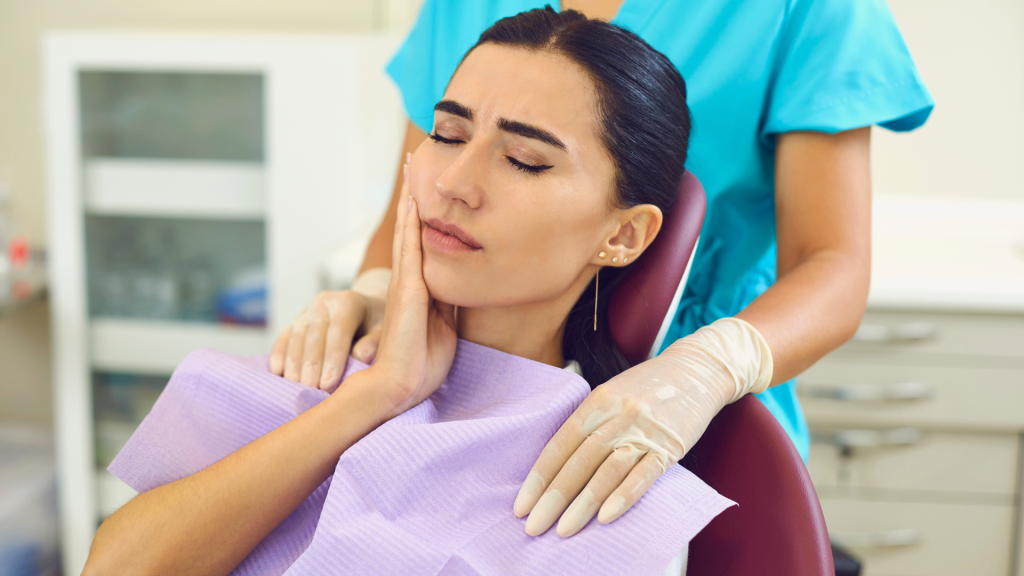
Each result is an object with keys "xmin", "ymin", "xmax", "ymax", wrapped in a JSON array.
[
  {"xmin": 524, "ymin": 490, "xmax": 565, "ymax": 536},
  {"xmin": 319, "ymin": 364, "xmax": 335, "ymax": 385},
  {"xmin": 513, "ymin": 472, "xmax": 546, "ymax": 517},
  {"xmin": 597, "ymin": 495, "xmax": 625, "ymax": 524},
  {"xmin": 407, "ymin": 196, "xmax": 412, "ymax": 211},
  {"xmin": 407, "ymin": 152, "xmax": 412, "ymax": 164},
  {"xmin": 557, "ymin": 488, "xmax": 599, "ymax": 538},
  {"xmin": 353, "ymin": 343, "xmax": 370, "ymax": 363}
]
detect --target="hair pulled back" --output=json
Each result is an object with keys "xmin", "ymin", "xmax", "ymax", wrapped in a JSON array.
[{"xmin": 466, "ymin": 6, "xmax": 691, "ymax": 386}]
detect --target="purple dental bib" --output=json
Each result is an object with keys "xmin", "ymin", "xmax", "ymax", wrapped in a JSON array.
[{"xmin": 110, "ymin": 339, "xmax": 733, "ymax": 575}]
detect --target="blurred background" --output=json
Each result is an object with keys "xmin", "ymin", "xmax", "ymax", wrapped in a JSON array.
[{"xmin": 0, "ymin": 0, "xmax": 1022, "ymax": 575}]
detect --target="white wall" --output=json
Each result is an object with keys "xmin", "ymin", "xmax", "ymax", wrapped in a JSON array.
[{"xmin": 873, "ymin": 0, "xmax": 1024, "ymax": 201}]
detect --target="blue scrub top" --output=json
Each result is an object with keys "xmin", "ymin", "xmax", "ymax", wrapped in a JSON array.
[{"xmin": 387, "ymin": 0, "xmax": 934, "ymax": 461}]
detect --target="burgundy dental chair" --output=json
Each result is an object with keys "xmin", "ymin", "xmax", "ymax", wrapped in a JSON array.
[{"xmin": 607, "ymin": 172, "xmax": 834, "ymax": 576}]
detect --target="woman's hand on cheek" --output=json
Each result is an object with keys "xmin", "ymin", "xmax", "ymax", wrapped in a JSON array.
[{"xmin": 367, "ymin": 156, "xmax": 458, "ymax": 420}]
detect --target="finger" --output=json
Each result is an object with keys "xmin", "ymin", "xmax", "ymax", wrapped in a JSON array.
[
  {"xmin": 352, "ymin": 322, "xmax": 383, "ymax": 364},
  {"xmin": 390, "ymin": 162, "xmax": 411, "ymax": 273},
  {"xmin": 512, "ymin": 409, "xmax": 591, "ymax": 519},
  {"xmin": 597, "ymin": 452, "xmax": 666, "ymax": 524},
  {"xmin": 398, "ymin": 196, "xmax": 424, "ymax": 291},
  {"xmin": 319, "ymin": 303, "xmax": 364, "ymax": 390},
  {"xmin": 299, "ymin": 303, "xmax": 330, "ymax": 387},
  {"xmin": 513, "ymin": 393, "xmax": 616, "ymax": 518},
  {"xmin": 556, "ymin": 444, "xmax": 646, "ymax": 537},
  {"xmin": 283, "ymin": 318, "xmax": 309, "ymax": 383},
  {"xmin": 524, "ymin": 427, "xmax": 614, "ymax": 536},
  {"xmin": 270, "ymin": 326, "xmax": 293, "ymax": 376}
]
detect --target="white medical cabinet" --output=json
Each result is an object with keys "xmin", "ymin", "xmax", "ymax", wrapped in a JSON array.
[
  {"xmin": 801, "ymin": 198, "xmax": 1024, "ymax": 576},
  {"xmin": 43, "ymin": 32, "xmax": 404, "ymax": 574}
]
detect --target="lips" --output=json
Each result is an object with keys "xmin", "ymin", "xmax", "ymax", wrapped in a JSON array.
[{"xmin": 424, "ymin": 218, "xmax": 482, "ymax": 252}]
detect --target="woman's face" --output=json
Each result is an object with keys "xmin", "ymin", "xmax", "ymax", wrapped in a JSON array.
[{"xmin": 410, "ymin": 44, "xmax": 630, "ymax": 309}]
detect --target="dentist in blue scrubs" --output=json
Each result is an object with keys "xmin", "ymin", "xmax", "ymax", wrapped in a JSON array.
[{"xmin": 271, "ymin": 0, "xmax": 932, "ymax": 533}]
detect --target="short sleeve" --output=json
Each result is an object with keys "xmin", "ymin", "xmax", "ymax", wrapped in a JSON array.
[
  {"xmin": 386, "ymin": 0, "xmax": 535, "ymax": 134},
  {"xmin": 760, "ymin": 0, "xmax": 934, "ymax": 144}
]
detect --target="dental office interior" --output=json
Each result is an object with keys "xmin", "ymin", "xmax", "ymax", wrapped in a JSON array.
[{"xmin": 0, "ymin": 0, "xmax": 1022, "ymax": 575}]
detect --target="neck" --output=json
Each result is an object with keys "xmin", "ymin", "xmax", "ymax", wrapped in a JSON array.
[{"xmin": 455, "ymin": 269, "xmax": 595, "ymax": 368}]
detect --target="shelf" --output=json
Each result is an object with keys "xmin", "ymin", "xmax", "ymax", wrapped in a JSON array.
[
  {"xmin": 84, "ymin": 158, "xmax": 266, "ymax": 220},
  {"xmin": 89, "ymin": 318, "xmax": 269, "ymax": 374}
]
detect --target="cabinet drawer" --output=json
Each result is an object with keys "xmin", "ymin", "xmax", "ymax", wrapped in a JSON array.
[
  {"xmin": 832, "ymin": 311, "xmax": 1024, "ymax": 364},
  {"xmin": 820, "ymin": 498, "xmax": 1014, "ymax": 576},
  {"xmin": 799, "ymin": 363, "xmax": 1024, "ymax": 431},
  {"xmin": 808, "ymin": 431, "xmax": 1018, "ymax": 497}
]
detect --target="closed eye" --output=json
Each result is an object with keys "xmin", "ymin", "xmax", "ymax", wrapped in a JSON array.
[
  {"xmin": 429, "ymin": 132, "xmax": 464, "ymax": 145},
  {"xmin": 506, "ymin": 156, "xmax": 553, "ymax": 174}
]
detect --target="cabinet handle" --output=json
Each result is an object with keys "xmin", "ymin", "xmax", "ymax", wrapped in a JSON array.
[
  {"xmin": 801, "ymin": 381, "xmax": 935, "ymax": 401},
  {"xmin": 830, "ymin": 529, "xmax": 921, "ymax": 549},
  {"xmin": 811, "ymin": 427, "xmax": 923, "ymax": 448},
  {"xmin": 852, "ymin": 322, "xmax": 938, "ymax": 343}
]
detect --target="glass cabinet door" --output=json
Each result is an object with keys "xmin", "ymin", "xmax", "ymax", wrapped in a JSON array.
[
  {"xmin": 78, "ymin": 71, "xmax": 269, "ymax": 518},
  {"xmin": 80, "ymin": 71, "xmax": 267, "ymax": 327}
]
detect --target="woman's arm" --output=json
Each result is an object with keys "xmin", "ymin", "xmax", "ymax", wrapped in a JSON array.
[
  {"xmin": 736, "ymin": 127, "xmax": 871, "ymax": 383},
  {"xmin": 87, "ymin": 156, "xmax": 454, "ymax": 576},
  {"xmin": 84, "ymin": 369, "xmax": 394, "ymax": 576}
]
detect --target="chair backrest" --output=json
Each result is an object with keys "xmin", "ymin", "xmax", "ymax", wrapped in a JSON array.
[{"xmin": 607, "ymin": 172, "xmax": 834, "ymax": 576}]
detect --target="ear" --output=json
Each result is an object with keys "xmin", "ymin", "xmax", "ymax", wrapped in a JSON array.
[{"xmin": 591, "ymin": 204, "xmax": 664, "ymax": 267}]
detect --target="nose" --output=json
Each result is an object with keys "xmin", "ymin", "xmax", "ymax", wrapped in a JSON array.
[{"xmin": 434, "ymin": 141, "xmax": 485, "ymax": 210}]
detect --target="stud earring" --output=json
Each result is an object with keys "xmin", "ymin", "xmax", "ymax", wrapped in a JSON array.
[
  {"xmin": 593, "ymin": 268, "xmax": 599, "ymax": 331},
  {"xmin": 598, "ymin": 251, "xmax": 607, "ymax": 259},
  {"xmin": 623, "ymin": 257, "xmax": 628, "ymax": 263},
  {"xmin": 612, "ymin": 257, "xmax": 618, "ymax": 263}
]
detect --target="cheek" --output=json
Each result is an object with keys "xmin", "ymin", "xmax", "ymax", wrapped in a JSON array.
[{"xmin": 454, "ymin": 196, "xmax": 604, "ymax": 306}]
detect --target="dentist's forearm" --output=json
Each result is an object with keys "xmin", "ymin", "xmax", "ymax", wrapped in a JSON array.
[
  {"xmin": 360, "ymin": 120, "xmax": 429, "ymax": 273},
  {"xmin": 84, "ymin": 370, "xmax": 392, "ymax": 576},
  {"xmin": 736, "ymin": 247, "xmax": 868, "ymax": 385},
  {"xmin": 736, "ymin": 128, "xmax": 872, "ymax": 386}
]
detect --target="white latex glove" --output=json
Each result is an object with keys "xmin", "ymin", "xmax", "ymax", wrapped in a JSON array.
[
  {"xmin": 513, "ymin": 317, "xmax": 773, "ymax": 537},
  {"xmin": 269, "ymin": 268, "xmax": 391, "ymax": 391}
]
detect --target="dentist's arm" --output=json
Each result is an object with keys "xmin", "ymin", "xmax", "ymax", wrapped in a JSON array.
[
  {"xmin": 514, "ymin": 127, "xmax": 872, "ymax": 537},
  {"xmin": 86, "ymin": 160, "xmax": 455, "ymax": 576},
  {"xmin": 269, "ymin": 121, "xmax": 428, "ymax": 390}
]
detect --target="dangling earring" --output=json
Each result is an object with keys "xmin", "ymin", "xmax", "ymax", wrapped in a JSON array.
[{"xmin": 593, "ymin": 268, "xmax": 599, "ymax": 331}]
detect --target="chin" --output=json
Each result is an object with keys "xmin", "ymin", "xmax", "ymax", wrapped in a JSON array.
[{"xmin": 421, "ymin": 258, "xmax": 490, "ymax": 308}]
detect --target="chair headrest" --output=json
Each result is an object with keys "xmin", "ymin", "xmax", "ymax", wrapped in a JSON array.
[{"xmin": 608, "ymin": 171, "xmax": 707, "ymax": 365}]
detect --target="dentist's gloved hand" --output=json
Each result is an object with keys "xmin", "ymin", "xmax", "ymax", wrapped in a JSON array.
[
  {"xmin": 269, "ymin": 268, "xmax": 390, "ymax": 391},
  {"xmin": 513, "ymin": 317, "xmax": 773, "ymax": 537}
]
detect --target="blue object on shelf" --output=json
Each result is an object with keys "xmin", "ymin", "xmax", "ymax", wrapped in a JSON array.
[{"xmin": 216, "ymin": 265, "xmax": 266, "ymax": 325}]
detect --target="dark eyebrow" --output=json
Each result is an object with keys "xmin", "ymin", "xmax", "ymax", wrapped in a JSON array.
[
  {"xmin": 496, "ymin": 118, "xmax": 567, "ymax": 151},
  {"xmin": 434, "ymin": 99, "xmax": 473, "ymax": 121}
]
